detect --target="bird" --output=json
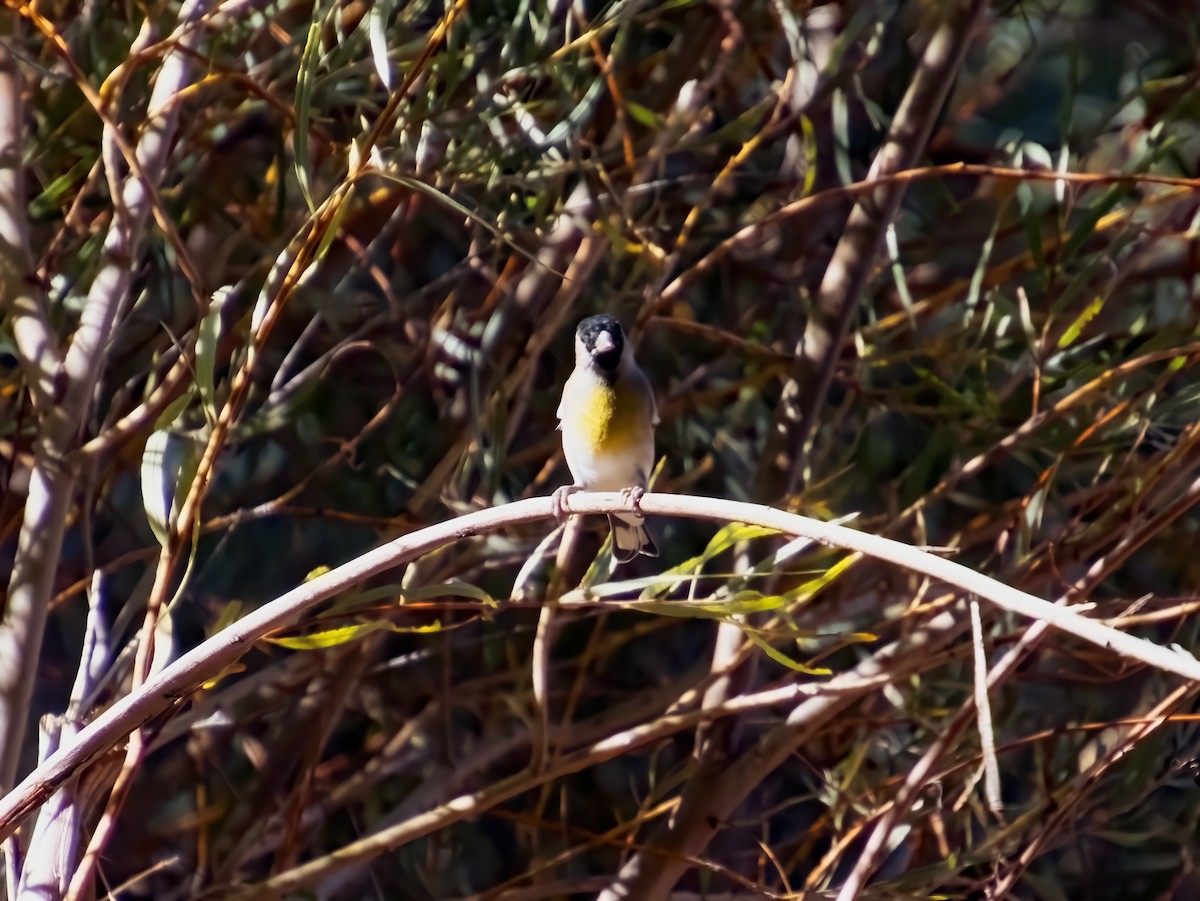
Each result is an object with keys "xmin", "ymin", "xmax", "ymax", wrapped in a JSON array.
[{"xmin": 553, "ymin": 314, "xmax": 659, "ymax": 562}]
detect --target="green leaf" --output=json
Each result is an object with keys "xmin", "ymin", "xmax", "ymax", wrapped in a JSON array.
[
  {"xmin": 581, "ymin": 537, "xmax": 618, "ymax": 589},
  {"xmin": 626, "ymin": 101, "xmax": 659, "ymax": 129},
  {"xmin": 964, "ymin": 201, "xmax": 1003, "ymax": 314},
  {"xmin": 368, "ymin": 0, "xmax": 393, "ymax": 89},
  {"xmin": 330, "ymin": 580, "xmax": 497, "ymax": 614},
  {"xmin": 140, "ymin": 429, "xmax": 198, "ymax": 547},
  {"xmin": 348, "ymin": 580, "xmax": 496, "ymax": 609},
  {"xmin": 543, "ymin": 77, "xmax": 606, "ymax": 144},
  {"xmin": 638, "ymin": 522, "xmax": 781, "ymax": 600},
  {"xmin": 29, "ymin": 156, "xmax": 92, "ymax": 219},
  {"xmin": 800, "ymin": 114, "xmax": 817, "ymax": 196},
  {"xmin": 270, "ymin": 620, "xmax": 391, "ymax": 649},
  {"xmin": 781, "ymin": 553, "xmax": 857, "ymax": 606},
  {"xmin": 294, "ymin": 13, "xmax": 323, "ymax": 212},
  {"xmin": 703, "ymin": 522, "xmax": 780, "ymax": 557},
  {"xmin": 403, "ymin": 580, "xmax": 497, "ymax": 606},
  {"xmin": 195, "ymin": 289, "xmax": 228, "ymax": 417},
  {"xmin": 628, "ymin": 590, "xmax": 788, "ymax": 619},
  {"xmin": 1057, "ymin": 295, "xmax": 1105, "ymax": 349},
  {"xmin": 152, "ymin": 387, "xmax": 196, "ymax": 430},
  {"xmin": 831, "ymin": 88, "xmax": 852, "ymax": 187},
  {"xmin": 313, "ymin": 186, "xmax": 355, "ymax": 263},
  {"xmin": 844, "ymin": 632, "xmax": 878, "ymax": 643},
  {"xmin": 743, "ymin": 628, "xmax": 831, "ymax": 675},
  {"xmin": 269, "ymin": 618, "xmax": 450, "ymax": 649},
  {"xmin": 692, "ymin": 94, "xmax": 774, "ymax": 148}
]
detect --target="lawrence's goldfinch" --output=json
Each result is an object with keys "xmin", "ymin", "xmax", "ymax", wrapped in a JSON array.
[{"xmin": 553, "ymin": 314, "xmax": 659, "ymax": 562}]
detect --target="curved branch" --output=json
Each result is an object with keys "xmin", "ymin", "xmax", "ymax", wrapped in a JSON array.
[{"xmin": 2, "ymin": 491, "xmax": 1198, "ymax": 839}]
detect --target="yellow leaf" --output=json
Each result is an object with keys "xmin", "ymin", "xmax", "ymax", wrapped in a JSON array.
[
  {"xmin": 268, "ymin": 618, "xmax": 455, "ymax": 650},
  {"xmin": 744, "ymin": 629, "xmax": 831, "ymax": 676},
  {"xmin": 1057, "ymin": 295, "xmax": 1105, "ymax": 349},
  {"xmin": 201, "ymin": 661, "xmax": 247, "ymax": 690},
  {"xmin": 784, "ymin": 554, "xmax": 857, "ymax": 605},
  {"xmin": 268, "ymin": 621, "xmax": 391, "ymax": 649}
]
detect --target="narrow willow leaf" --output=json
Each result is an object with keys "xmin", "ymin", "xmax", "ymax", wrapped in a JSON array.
[
  {"xmin": 340, "ymin": 580, "xmax": 497, "ymax": 610},
  {"xmin": 831, "ymin": 88, "xmax": 852, "ymax": 186},
  {"xmin": 334, "ymin": 584, "xmax": 402, "ymax": 608},
  {"xmin": 542, "ymin": 77, "xmax": 605, "ymax": 145},
  {"xmin": 29, "ymin": 157, "xmax": 92, "ymax": 219},
  {"xmin": 629, "ymin": 591, "xmax": 787, "ymax": 619},
  {"xmin": 800, "ymin": 114, "xmax": 817, "ymax": 196},
  {"xmin": 703, "ymin": 522, "xmax": 780, "ymax": 557},
  {"xmin": 636, "ymin": 521, "xmax": 785, "ymax": 601},
  {"xmin": 743, "ymin": 628, "xmax": 831, "ymax": 676},
  {"xmin": 314, "ymin": 186, "xmax": 355, "ymax": 263},
  {"xmin": 402, "ymin": 580, "xmax": 497, "ymax": 606},
  {"xmin": 626, "ymin": 101, "xmax": 659, "ymax": 128},
  {"xmin": 269, "ymin": 620, "xmax": 391, "ymax": 649},
  {"xmin": 268, "ymin": 618, "xmax": 452, "ymax": 650},
  {"xmin": 649, "ymin": 522, "xmax": 779, "ymax": 585},
  {"xmin": 196, "ymin": 288, "xmax": 228, "ymax": 416},
  {"xmin": 201, "ymin": 661, "xmax": 247, "ymax": 691},
  {"xmin": 718, "ymin": 590, "xmax": 788, "ymax": 614},
  {"xmin": 845, "ymin": 632, "xmax": 878, "ymax": 643},
  {"xmin": 1056, "ymin": 295, "xmax": 1105, "ymax": 348},
  {"xmin": 692, "ymin": 95, "xmax": 774, "ymax": 148},
  {"xmin": 578, "ymin": 573, "xmax": 722, "ymax": 601},
  {"xmin": 886, "ymin": 222, "xmax": 914, "ymax": 317},
  {"xmin": 140, "ymin": 429, "xmax": 197, "ymax": 547},
  {"xmin": 782, "ymin": 553, "xmax": 857, "ymax": 605},
  {"xmin": 294, "ymin": 14, "xmax": 322, "ymax": 212},
  {"xmin": 965, "ymin": 203, "xmax": 1002, "ymax": 314},
  {"xmin": 581, "ymin": 537, "xmax": 618, "ymax": 590},
  {"xmin": 368, "ymin": 0, "xmax": 393, "ymax": 89},
  {"xmin": 151, "ymin": 603, "xmax": 175, "ymax": 676},
  {"xmin": 626, "ymin": 601, "xmax": 730, "ymax": 620}
]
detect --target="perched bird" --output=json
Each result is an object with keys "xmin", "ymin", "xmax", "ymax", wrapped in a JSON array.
[{"xmin": 553, "ymin": 314, "xmax": 659, "ymax": 562}]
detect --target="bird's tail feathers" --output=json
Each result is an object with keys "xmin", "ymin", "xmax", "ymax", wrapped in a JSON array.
[{"xmin": 608, "ymin": 513, "xmax": 659, "ymax": 563}]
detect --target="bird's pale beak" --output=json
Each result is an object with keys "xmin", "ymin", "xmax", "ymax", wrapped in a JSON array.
[{"xmin": 594, "ymin": 331, "xmax": 616, "ymax": 353}]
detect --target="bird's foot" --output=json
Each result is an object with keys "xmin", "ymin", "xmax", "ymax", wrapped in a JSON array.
[
  {"xmin": 552, "ymin": 485, "xmax": 582, "ymax": 525},
  {"xmin": 620, "ymin": 486, "xmax": 646, "ymax": 519}
]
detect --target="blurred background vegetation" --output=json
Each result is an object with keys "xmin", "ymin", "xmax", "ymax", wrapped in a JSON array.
[{"xmin": 5, "ymin": 0, "xmax": 1200, "ymax": 897}]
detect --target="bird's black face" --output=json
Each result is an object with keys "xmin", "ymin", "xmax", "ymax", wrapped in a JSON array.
[{"xmin": 577, "ymin": 314, "xmax": 624, "ymax": 373}]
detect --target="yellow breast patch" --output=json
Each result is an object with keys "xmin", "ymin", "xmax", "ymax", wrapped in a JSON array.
[{"xmin": 574, "ymin": 378, "xmax": 644, "ymax": 456}]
